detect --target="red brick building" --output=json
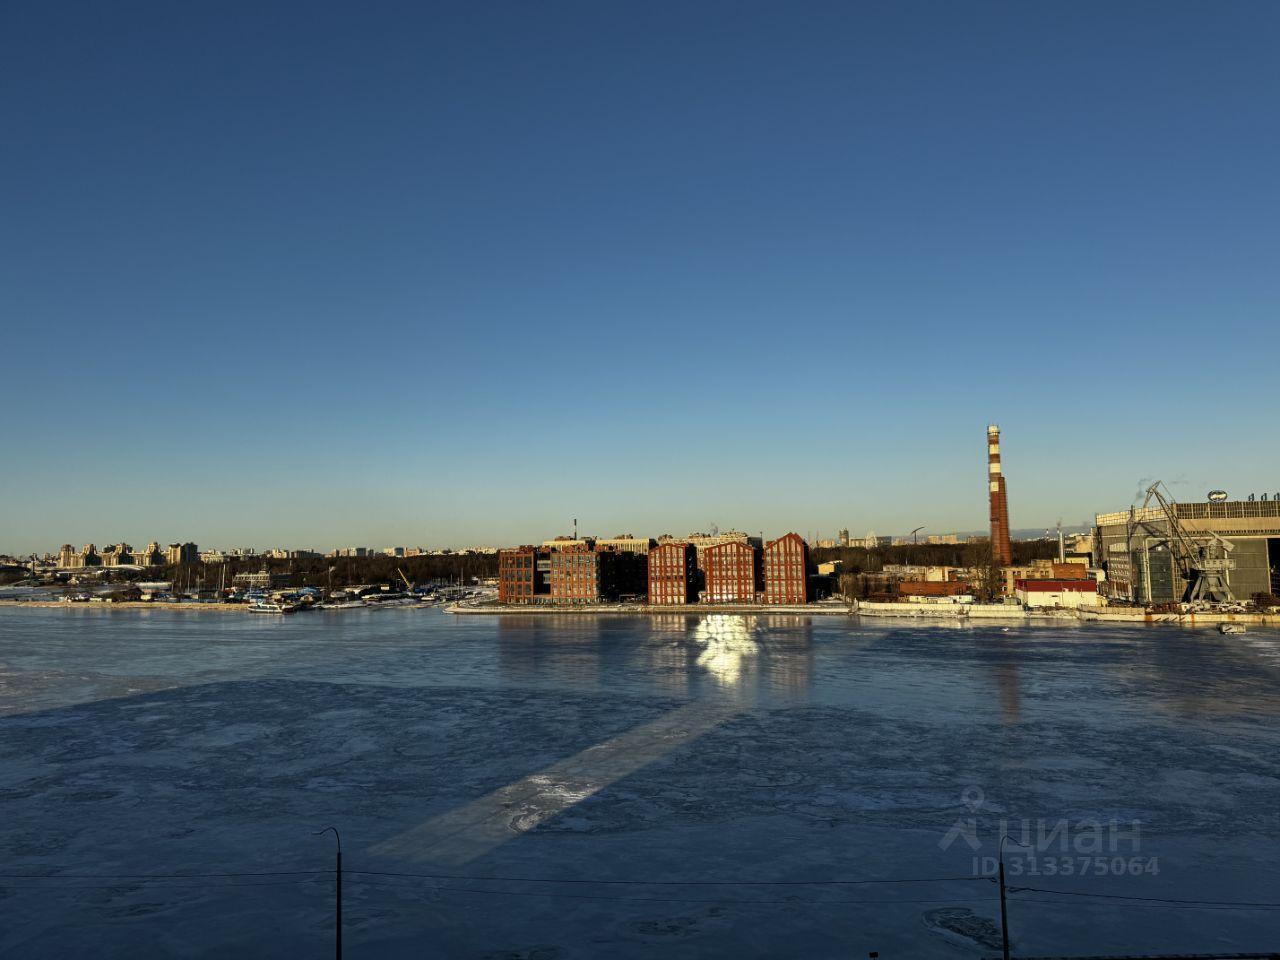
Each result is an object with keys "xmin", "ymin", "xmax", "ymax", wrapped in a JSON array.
[
  {"xmin": 763, "ymin": 532, "xmax": 809, "ymax": 604},
  {"xmin": 703, "ymin": 541, "xmax": 761, "ymax": 603},
  {"xmin": 549, "ymin": 544, "xmax": 601, "ymax": 603},
  {"xmin": 543, "ymin": 544, "xmax": 649, "ymax": 604},
  {"xmin": 498, "ymin": 547, "xmax": 543, "ymax": 604},
  {"xmin": 648, "ymin": 541, "xmax": 696, "ymax": 605}
]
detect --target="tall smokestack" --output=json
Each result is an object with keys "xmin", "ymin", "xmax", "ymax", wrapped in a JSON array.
[{"xmin": 987, "ymin": 424, "xmax": 1013, "ymax": 566}]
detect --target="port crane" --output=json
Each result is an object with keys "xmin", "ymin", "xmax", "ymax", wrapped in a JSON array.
[{"xmin": 1139, "ymin": 481, "xmax": 1236, "ymax": 603}]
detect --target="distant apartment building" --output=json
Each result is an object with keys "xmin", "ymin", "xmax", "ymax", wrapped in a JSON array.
[
  {"xmin": 58, "ymin": 543, "xmax": 101, "ymax": 568},
  {"xmin": 498, "ymin": 547, "xmax": 545, "ymax": 604},
  {"xmin": 763, "ymin": 532, "xmax": 809, "ymax": 604},
  {"xmin": 648, "ymin": 541, "xmax": 696, "ymax": 605},
  {"xmin": 84, "ymin": 542, "xmax": 167, "ymax": 567},
  {"xmin": 200, "ymin": 548, "xmax": 258, "ymax": 563},
  {"xmin": 166, "ymin": 542, "xmax": 198, "ymax": 565},
  {"xmin": 100, "ymin": 543, "xmax": 133, "ymax": 567},
  {"xmin": 702, "ymin": 541, "xmax": 761, "ymax": 603},
  {"xmin": 596, "ymin": 535, "xmax": 656, "ymax": 555},
  {"xmin": 684, "ymin": 531, "xmax": 762, "ymax": 574}
]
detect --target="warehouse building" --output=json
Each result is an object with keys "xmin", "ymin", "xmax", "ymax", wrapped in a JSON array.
[
  {"xmin": 1095, "ymin": 497, "xmax": 1280, "ymax": 603},
  {"xmin": 648, "ymin": 541, "xmax": 697, "ymax": 605},
  {"xmin": 1015, "ymin": 578, "xmax": 1100, "ymax": 609},
  {"xmin": 498, "ymin": 546, "xmax": 545, "ymax": 604},
  {"xmin": 763, "ymin": 532, "xmax": 810, "ymax": 604},
  {"xmin": 702, "ymin": 541, "xmax": 761, "ymax": 603},
  {"xmin": 548, "ymin": 544, "xmax": 647, "ymax": 604}
]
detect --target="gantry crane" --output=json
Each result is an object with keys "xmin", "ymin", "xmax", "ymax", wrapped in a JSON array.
[{"xmin": 1140, "ymin": 481, "xmax": 1236, "ymax": 603}]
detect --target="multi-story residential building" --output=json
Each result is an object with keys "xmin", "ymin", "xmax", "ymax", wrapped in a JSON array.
[
  {"xmin": 550, "ymin": 544, "xmax": 601, "ymax": 603},
  {"xmin": 763, "ymin": 532, "xmax": 809, "ymax": 604},
  {"xmin": 685, "ymin": 531, "xmax": 762, "ymax": 573},
  {"xmin": 702, "ymin": 541, "xmax": 761, "ymax": 603},
  {"xmin": 498, "ymin": 546, "xmax": 544, "ymax": 604},
  {"xmin": 100, "ymin": 543, "xmax": 133, "ymax": 567},
  {"xmin": 499, "ymin": 543, "xmax": 644, "ymax": 604},
  {"xmin": 165, "ymin": 542, "xmax": 198, "ymax": 565},
  {"xmin": 58, "ymin": 543, "xmax": 101, "ymax": 568},
  {"xmin": 648, "ymin": 541, "xmax": 696, "ymax": 605},
  {"xmin": 596, "ymin": 535, "xmax": 656, "ymax": 555}
]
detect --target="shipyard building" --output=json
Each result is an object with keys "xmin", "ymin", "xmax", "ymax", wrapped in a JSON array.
[{"xmin": 1094, "ymin": 497, "xmax": 1280, "ymax": 603}]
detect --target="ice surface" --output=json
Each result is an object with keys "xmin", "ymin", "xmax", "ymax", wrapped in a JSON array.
[{"xmin": 1, "ymin": 608, "xmax": 1278, "ymax": 957}]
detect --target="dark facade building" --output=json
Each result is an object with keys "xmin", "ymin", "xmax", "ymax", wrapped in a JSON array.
[
  {"xmin": 501, "ymin": 543, "xmax": 646, "ymax": 604},
  {"xmin": 648, "ymin": 541, "xmax": 696, "ymax": 605},
  {"xmin": 498, "ymin": 546, "xmax": 544, "ymax": 604},
  {"xmin": 763, "ymin": 532, "xmax": 809, "ymax": 604},
  {"xmin": 703, "ymin": 541, "xmax": 761, "ymax": 603}
]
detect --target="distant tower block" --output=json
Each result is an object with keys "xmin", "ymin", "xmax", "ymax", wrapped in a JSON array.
[{"xmin": 987, "ymin": 424, "xmax": 1013, "ymax": 566}]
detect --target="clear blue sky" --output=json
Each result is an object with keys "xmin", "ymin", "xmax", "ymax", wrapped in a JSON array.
[{"xmin": 2, "ymin": 1, "xmax": 1277, "ymax": 554}]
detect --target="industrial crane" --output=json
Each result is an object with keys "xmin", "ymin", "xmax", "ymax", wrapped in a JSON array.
[{"xmin": 1140, "ymin": 481, "xmax": 1236, "ymax": 603}]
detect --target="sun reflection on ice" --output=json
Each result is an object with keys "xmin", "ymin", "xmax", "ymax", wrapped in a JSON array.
[{"xmin": 692, "ymin": 614, "xmax": 761, "ymax": 688}]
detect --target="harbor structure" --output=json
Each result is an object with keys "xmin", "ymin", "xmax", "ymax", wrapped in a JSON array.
[
  {"xmin": 987, "ymin": 424, "xmax": 1013, "ymax": 566},
  {"xmin": 648, "ymin": 541, "xmax": 697, "ymax": 605},
  {"xmin": 763, "ymin": 532, "xmax": 809, "ymax": 604},
  {"xmin": 702, "ymin": 541, "xmax": 761, "ymax": 603}
]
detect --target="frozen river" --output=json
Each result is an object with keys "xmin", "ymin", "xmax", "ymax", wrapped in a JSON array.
[{"xmin": 1, "ymin": 607, "xmax": 1279, "ymax": 958}]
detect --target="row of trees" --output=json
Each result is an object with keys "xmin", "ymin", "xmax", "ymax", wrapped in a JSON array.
[{"xmin": 810, "ymin": 538, "xmax": 1061, "ymax": 575}]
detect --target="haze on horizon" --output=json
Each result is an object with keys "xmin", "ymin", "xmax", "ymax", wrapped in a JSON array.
[{"xmin": 2, "ymin": 1, "xmax": 1277, "ymax": 555}]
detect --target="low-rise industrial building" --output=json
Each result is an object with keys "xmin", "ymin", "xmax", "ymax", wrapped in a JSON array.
[
  {"xmin": 899, "ymin": 580, "xmax": 970, "ymax": 600},
  {"xmin": 1015, "ymin": 578, "xmax": 1101, "ymax": 608}
]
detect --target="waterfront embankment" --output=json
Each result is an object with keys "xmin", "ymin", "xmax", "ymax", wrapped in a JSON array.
[
  {"xmin": 0, "ymin": 600, "xmax": 251, "ymax": 612},
  {"xmin": 449, "ymin": 600, "xmax": 856, "ymax": 616},
  {"xmin": 450, "ymin": 598, "xmax": 1280, "ymax": 627}
]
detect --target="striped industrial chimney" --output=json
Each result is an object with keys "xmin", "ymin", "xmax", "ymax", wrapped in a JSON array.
[{"xmin": 987, "ymin": 424, "xmax": 1013, "ymax": 566}]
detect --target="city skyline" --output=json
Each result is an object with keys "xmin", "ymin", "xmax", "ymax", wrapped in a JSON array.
[{"xmin": 3, "ymin": 1, "xmax": 1277, "ymax": 553}]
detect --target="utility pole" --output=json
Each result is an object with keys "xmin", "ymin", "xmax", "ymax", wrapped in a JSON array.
[
  {"xmin": 315, "ymin": 826, "xmax": 342, "ymax": 960},
  {"xmin": 999, "ymin": 850, "xmax": 1010, "ymax": 960},
  {"xmin": 998, "ymin": 834, "xmax": 1029, "ymax": 960}
]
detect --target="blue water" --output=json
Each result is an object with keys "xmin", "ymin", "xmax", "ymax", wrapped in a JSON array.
[{"xmin": 1, "ymin": 607, "xmax": 1278, "ymax": 957}]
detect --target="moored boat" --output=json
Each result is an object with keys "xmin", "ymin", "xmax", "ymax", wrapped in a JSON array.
[{"xmin": 247, "ymin": 601, "xmax": 300, "ymax": 614}]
